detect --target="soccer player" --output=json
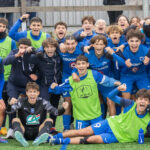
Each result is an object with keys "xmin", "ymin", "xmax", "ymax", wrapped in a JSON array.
[
  {"xmin": 49, "ymin": 55, "xmax": 120, "ymax": 130},
  {"xmin": 0, "ymin": 57, "xmax": 8, "ymax": 143},
  {"xmin": 9, "ymin": 14, "xmax": 51, "ymax": 48},
  {"xmin": 6, "ymin": 82, "xmax": 68, "ymax": 147},
  {"xmin": 48, "ymin": 84, "xmax": 150, "ymax": 145}
]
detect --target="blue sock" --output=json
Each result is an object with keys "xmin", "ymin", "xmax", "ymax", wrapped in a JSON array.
[
  {"xmin": 63, "ymin": 138, "xmax": 70, "ymax": 144},
  {"xmin": 63, "ymin": 115, "xmax": 71, "ymax": 130},
  {"xmin": 53, "ymin": 133, "xmax": 63, "ymax": 139}
]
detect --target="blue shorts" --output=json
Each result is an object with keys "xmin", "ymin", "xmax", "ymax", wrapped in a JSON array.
[
  {"xmin": 91, "ymin": 120, "xmax": 118, "ymax": 144},
  {"xmin": 76, "ymin": 115, "xmax": 103, "ymax": 130},
  {"xmin": 121, "ymin": 73, "xmax": 150, "ymax": 93}
]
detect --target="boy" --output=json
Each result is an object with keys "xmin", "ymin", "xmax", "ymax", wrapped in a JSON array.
[
  {"xmin": 3, "ymin": 38, "xmax": 37, "ymax": 99},
  {"xmin": 0, "ymin": 57, "xmax": 7, "ymax": 143},
  {"xmin": 54, "ymin": 21, "xmax": 67, "ymax": 44},
  {"xmin": 49, "ymin": 55, "xmax": 120, "ymax": 130},
  {"xmin": 9, "ymin": 14, "xmax": 51, "ymax": 48},
  {"xmin": 73, "ymin": 16, "xmax": 97, "ymax": 46},
  {"xmin": 115, "ymin": 29, "xmax": 150, "ymax": 99},
  {"xmin": 7, "ymin": 82, "xmax": 68, "ymax": 147},
  {"xmin": 48, "ymin": 84, "xmax": 150, "ymax": 145},
  {"xmin": 25, "ymin": 38, "xmax": 62, "ymax": 126},
  {"xmin": 0, "ymin": 17, "xmax": 16, "ymax": 135}
]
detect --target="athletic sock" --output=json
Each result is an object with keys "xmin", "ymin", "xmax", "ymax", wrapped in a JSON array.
[
  {"xmin": 63, "ymin": 115, "xmax": 71, "ymax": 130},
  {"xmin": 12, "ymin": 122, "xmax": 23, "ymax": 134},
  {"xmin": 53, "ymin": 132, "xmax": 63, "ymax": 139},
  {"xmin": 38, "ymin": 121, "xmax": 53, "ymax": 137}
]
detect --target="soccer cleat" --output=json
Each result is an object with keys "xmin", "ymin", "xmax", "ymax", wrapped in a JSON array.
[
  {"xmin": 0, "ymin": 127, "xmax": 7, "ymax": 135},
  {"xmin": 0, "ymin": 137, "xmax": 8, "ymax": 143},
  {"xmin": 32, "ymin": 133, "xmax": 50, "ymax": 146},
  {"xmin": 14, "ymin": 131, "xmax": 29, "ymax": 147},
  {"xmin": 2, "ymin": 128, "xmax": 14, "ymax": 139}
]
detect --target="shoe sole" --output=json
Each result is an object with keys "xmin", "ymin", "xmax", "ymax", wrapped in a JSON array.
[
  {"xmin": 32, "ymin": 133, "xmax": 49, "ymax": 146},
  {"xmin": 15, "ymin": 131, "xmax": 29, "ymax": 147}
]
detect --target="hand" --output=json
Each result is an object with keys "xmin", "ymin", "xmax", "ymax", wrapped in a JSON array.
[
  {"xmin": 125, "ymin": 59, "xmax": 132, "ymax": 68},
  {"xmin": 114, "ymin": 81, "xmax": 121, "ymax": 86},
  {"xmin": 143, "ymin": 56, "xmax": 150, "ymax": 65},
  {"xmin": 72, "ymin": 73, "xmax": 80, "ymax": 82},
  {"xmin": 26, "ymin": 46, "xmax": 33, "ymax": 53},
  {"xmin": 51, "ymin": 83, "xmax": 58, "ymax": 89},
  {"xmin": 15, "ymin": 50, "xmax": 25, "ymax": 58},
  {"xmin": 117, "ymin": 84, "xmax": 127, "ymax": 91},
  {"xmin": 105, "ymin": 47, "xmax": 114, "ymax": 55},
  {"xmin": 9, "ymin": 98, "xmax": 18, "ymax": 105},
  {"xmin": 59, "ymin": 43, "xmax": 66, "ymax": 53},
  {"xmin": 0, "ymin": 100, "xmax": 6, "ymax": 111},
  {"xmin": 29, "ymin": 74, "xmax": 38, "ymax": 81},
  {"xmin": 62, "ymin": 102, "xmax": 69, "ymax": 110},
  {"xmin": 84, "ymin": 45, "xmax": 92, "ymax": 54},
  {"xmin": 80, "ymin": 31, "xmax": 87, "ymax": 37},
  {"xmin": 116, "ymin": 45, "xmax": 125, "ymax": 52},
  {"xmin": 20, "ymin": 14, "xmax": 29, "ymax": 21}
]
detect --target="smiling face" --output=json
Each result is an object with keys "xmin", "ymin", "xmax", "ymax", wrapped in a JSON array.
[
  {"xmin": 30, "ymin": 22, "xmax": 42, "ymax": 36},
  {"xmin": 26, "ymin": 88, "xmax": 40, "ymax": 105},
  {"xmin": 128, "ymin": 37, "xmax": 141, "ymax": 53},
  {"xmin": 93, "ymin": 40, "xmax": 105, "ymax": 56},
  {"xmin": 55, "ymin": 25, "xmax": 67, "ymax": 40},
  {"xmin": 136, "ymin": 97, "xmax": 150, "ymax": 114},
  {"xmin": 75, "ymin": 60, "xmax": 89, "ymax": 77},
  {"xmin": 82, "ymin": 20, "xmax": 94, "ymax": 35},
  {"xmin": 44, "ymin": 44, "xmax": 56, "ymax": 57},
  {"xmin": 109, "ymin": 30, "xmax": 121, "ymax": 44},
  {"xmin": 118, "ymin": 16, "xmax": 129, "ymax": 30},
  {"xmin": 65, "ymin": 39, "xmax": 77, "ymax": 54}
]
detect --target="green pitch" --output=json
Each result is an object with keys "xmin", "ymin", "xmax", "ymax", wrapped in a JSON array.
[{"xmin": 0, "ymin": 116, "xmax": 150, "ymax": 150}]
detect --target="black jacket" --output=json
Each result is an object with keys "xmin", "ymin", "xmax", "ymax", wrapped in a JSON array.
[
  {"xmin": 103, "ymin": 0, "xmax": 125, "ymax": 5},
  {"xmin": 3, "ymin": 49, "xmax": 37, "ymax": 87}
]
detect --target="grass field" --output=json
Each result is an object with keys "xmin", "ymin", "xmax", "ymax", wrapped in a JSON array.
[{"xmin": 1, "ymin": 116, "xmax": 150, "ymax": 150}]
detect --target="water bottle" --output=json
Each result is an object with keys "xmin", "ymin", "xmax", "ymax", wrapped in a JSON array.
[{"xmin": 138, "ymin": 128, "xmax": 144, "ymax": 144}]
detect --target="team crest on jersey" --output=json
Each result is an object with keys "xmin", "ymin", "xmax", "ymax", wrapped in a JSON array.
[
  {"xmin": 26, "ymin": 114, "xmax": 40, "ymax": 125},
  {"xmin": 70, "ymin": 62, "xmax": 75, "ymax": 68},
  {"xmin": 77, "ymin": 85, "xmax": 92, "ymax": 98},
  {"xmin": 131, "ymin": 67, "xmax": 139, "ymax": 73}
]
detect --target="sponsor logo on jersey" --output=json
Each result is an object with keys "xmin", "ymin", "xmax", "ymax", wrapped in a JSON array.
[
  {"xmin": 26, "ymin": 114, "xmax": 40, "ymax": 125},
  {"xmin": 77, "ymin": 85, "xmax": 92, "ymax": 98}
]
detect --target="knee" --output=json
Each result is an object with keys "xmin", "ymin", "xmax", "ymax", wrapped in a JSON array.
[
  {"xmin": 12, "ymin": 118, "xmax": 21, "ymax": 124},
  {"xmin": 45, "ymin": 118, "xmax": 53, "ymax": 124},
  {"xmin": 107, "ymin": 98, "xmax": 115, "ymax": 107}
]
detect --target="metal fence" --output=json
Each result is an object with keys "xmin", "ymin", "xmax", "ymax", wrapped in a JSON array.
[{"xmin": 0, "ymin": 0, "xmax": 149, "ymax": 31}]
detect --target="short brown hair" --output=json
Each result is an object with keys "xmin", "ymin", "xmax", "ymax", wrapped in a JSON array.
[
  {"xmin": 0, "ymin": 18, "xmax": 8, "ymax": 26},
  {"xmin": 126, "ymin": 29, "xmax": 144, "ymax": 41},
  {"xmin": 129, "ymin": 16, "xmax": 141, "ymax": 25},
  {"xmin": 81, "ymin": 16, "xmax": 96, "ymax": 25},
  {"xmin": 18, "ymin": 38, "xmax": 31, "ymax": 46},
  {"xmin": 75, "ymin": 55, "xmax": 88, "ymax": 63},
  {"xmin": 54, "ymin": 21, "xmax": 67, "ymax": 29},
  {"xmin": 26, "ymin": 82, "xmax": 39, "ymax": 91},
  {"xmin": 106, "ymin": 25, "xmax": 123, "ymax": 35},
  {"xmin": 42, "ymin": 38, "xmax": 58, "ymax": 48},
  {"xmin": 30, "ymin": 17, "xmax": 42, "ymax": 24},
  {"xmin": 90, "ymin": 35, "xmax": 107, "ymax": 46},
  {"xmin": 136, "ymin": 89, "xmax": 150, "ymax": 101}
]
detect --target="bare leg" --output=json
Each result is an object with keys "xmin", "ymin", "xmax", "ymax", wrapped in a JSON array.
[
  {"xmin": 107, "ymin": 97, "xmax": 116, "ymax": 116},
  {"xmin": 63, "ymin": 126, "xmax": 94, "ymax": 138},
  {"xmin": 69, "ymin": 135, "xmax": 104, "ymax": 144}
]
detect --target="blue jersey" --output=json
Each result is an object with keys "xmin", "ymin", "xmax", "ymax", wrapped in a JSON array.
[
  {"xmin": 119, "ymin": 44, "xmax": 149, "ymax": 75},
  {"xmin": 9, "ymin": 19, "xmax": 51, "ymax": 42},
  {"xmin": 107, "ymin": 36, "xmax": 126, "ymax": 51},
  {"xmin": 0, "ymin": 57, "xmax": 4, "ymax": 99},
  {"xmin": 59, "ymin": 44, "xmax": 83, "ymax": 80}
]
